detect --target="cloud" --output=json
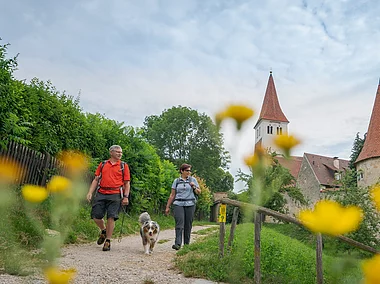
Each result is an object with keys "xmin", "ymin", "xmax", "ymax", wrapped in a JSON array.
[{"xmin": 1, "ymin": 0, "xmax": 380, "ymax": 191}]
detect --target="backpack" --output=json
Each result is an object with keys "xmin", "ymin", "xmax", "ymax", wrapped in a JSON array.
[
  {"xmin": 174, "ymin": 176, "xmax": 199, "ymax": 201},
  {"xmin": 96, "ymin": 160, "xmax": 127, "ymax": 197}
]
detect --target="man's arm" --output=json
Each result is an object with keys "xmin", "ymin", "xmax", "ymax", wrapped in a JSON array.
[{"xmin": 121, "ymin": 180, "xmax": 130, "ymax": 205}]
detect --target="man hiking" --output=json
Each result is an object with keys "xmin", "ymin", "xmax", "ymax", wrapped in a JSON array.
[{"xmin": 86, "ymin": 145, "xmax": 130, "ymax": 251}]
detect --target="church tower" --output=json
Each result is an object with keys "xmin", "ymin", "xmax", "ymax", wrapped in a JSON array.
[
  {"xmin": 254, "ymin": 72, "xmax": 289, "ymax": 154},
  {"xmin": 355, "ymin": 80, "xmax": 380, "ymax": 187}
]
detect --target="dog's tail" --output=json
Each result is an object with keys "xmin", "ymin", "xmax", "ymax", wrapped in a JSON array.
[{"xmin": 138, "ymin": 212, "xmax": 151, "ymax": 225}]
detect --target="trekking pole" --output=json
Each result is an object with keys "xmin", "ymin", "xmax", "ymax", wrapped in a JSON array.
[{"xmin": 118, "ymin": 205, "xmax": 128, "ymax": 243}]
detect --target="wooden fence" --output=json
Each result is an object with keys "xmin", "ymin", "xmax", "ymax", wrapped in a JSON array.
[
  {"xmin": 216, "ymin": 198, "xmax": 379, "ymax": 284},
  {"xmin": 0, "ymin": 141, "xmax": 63, "ymax": 186}
]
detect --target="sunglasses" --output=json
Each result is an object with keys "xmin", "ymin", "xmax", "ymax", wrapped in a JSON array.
[{"xmin": 184, "ymin": 169, "xmax": 191, "ymax": 172}]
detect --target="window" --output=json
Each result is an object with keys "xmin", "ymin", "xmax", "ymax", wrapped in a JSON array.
[
  {"xmin": 276, "ymin": 127, "xmax": 283, "ymax": 135},
  {"xmin": 357, "ymin": 172, "xmax": 364, "ymax": 181},
  {"xmin": 267, "ymin": 125, "xmax": 273, "ymax": 134},
  {"xmin": 334, "ymin": 172, "xmax": 341, "ymax": 180}
]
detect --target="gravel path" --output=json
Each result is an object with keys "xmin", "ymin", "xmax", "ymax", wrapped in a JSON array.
[{"xmin": 0, "ymin": 226, "xmax": 220, "ymax": 284}]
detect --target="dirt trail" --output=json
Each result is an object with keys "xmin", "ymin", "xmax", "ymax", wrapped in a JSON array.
[{"xmin": 0, "ymin": 226, "xmax": 219, "ymax": 284}]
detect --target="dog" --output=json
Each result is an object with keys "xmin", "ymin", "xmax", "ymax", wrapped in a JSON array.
[{"xmin": 139, "ymin": 212, "xmax": 160, "ymax": 255}]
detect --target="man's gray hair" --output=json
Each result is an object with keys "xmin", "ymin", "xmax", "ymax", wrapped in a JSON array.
[{"xmin": 109, "ymin": 145, "xmax": 122, "ymax": 152}]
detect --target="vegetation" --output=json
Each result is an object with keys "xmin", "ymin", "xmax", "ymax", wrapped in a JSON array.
[
  {"xmin": 142, "ymin": 106, "xmax": 234, "ymax": 192},
  {"xmin": 176, "ymin": 223, "xmax": 366, "ymax": 283}
]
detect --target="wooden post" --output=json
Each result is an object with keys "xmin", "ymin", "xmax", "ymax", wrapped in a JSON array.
[
  {"xmin": 316, "ymin": 233, "xmax": 323, "ymax": 284},
  {"xmin": 228, "ymin": 207, "xmax": 239, "ymax": 248},
  {"xmin": 254, "ymin": 212, "xmax": 262, "ymax": 284},
  {"xmin": 219, "ymin": 222, "xmax": 225, "ymax": 258}
]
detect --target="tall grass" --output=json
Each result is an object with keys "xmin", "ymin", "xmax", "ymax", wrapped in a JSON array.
[{"xmin": 175, "ymin": 223, "xmax": 366, "ymax": 283}]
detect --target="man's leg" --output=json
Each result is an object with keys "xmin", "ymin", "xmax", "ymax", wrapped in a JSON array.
[
  {"xmin": 173, "ymin": 205, "xmax": 185, "ymax": 248},
  {"xmin": 105, "ymin": 218, "xmax": 115, "ymax": 239},
  {"xmin": 183, "ymin": 205, "xmax": 196, "ymax": 245},
  {"xmin": 91, "ymin": 195, "xmax": 107, "ymax": 245},
  {"xmin": 93, "ymin": 218, "xmax": 106, "ymax": 231}
]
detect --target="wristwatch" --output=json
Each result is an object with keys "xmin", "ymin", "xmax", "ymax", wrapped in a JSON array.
[{"xmin": 123, "ymin": 195, "xmax": 129, "ymax": 199}]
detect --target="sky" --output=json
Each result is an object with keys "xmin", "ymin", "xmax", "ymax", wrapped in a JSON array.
[{"xmin": 1, "ymin": 0, "xmax": 379, "ymax": 191}]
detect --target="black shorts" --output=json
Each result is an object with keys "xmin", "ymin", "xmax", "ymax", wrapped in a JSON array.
[{"xmin": 91, "ymin": 193, "xmax": 122, "ymax": 221}]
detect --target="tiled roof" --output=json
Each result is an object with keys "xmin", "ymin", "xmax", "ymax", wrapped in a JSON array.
[
  {"xmin": 255, "ymin": 72, "xmax": 289, "ymax": 127},
  {"xmin": 356, "ymin": 82, "xmax": 380, "ymax": 163},
  {"xmin": 275, "ymin": 155, "xmax": 303, "ymax": 178},
  {"xmin": 304, "ymin": 153, "xmax": 349, "ymax": 187}
]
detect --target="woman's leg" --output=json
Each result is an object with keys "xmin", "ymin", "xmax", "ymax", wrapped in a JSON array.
[
  {"xmin": 183, "ymin": 205, "xmax": 196, "ymax": 245},
  {"xmin": 173, "ymin": 205, "xmax": 185, "ymax": 246}
]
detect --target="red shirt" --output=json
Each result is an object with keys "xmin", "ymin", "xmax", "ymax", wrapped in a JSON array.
[{"xmin": 95, "ymin": 160, "xmax": 130, "ymax": 194}]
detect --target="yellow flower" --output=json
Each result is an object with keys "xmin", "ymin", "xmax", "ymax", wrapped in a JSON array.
[
  {"xmin": 47, "ymin": 176, "xmax": 72, "ymax": 193},
  {"xmin": 273, "ymin": 134, "xmax": 301, "ymax": 157},
  {"xmin": 244, "ymin": 146, "xmax": 271, "ymax": 168},
  {"xmin": 44, "ymin": 267, "xmax": 76, "ymax": 284},
  {"xmin": 21, "ymin": 185, "xmax": 49, "ymax": 203},
  {"xmin": 215, "ymin": 104, "xmax": 254, "ymax": 130},
  {"xmin": 58, "ymin": 151, "xmax": 88, "ymax": 174},
  {"xmin": 0, "ymin": 158, "xmax": 22, "ymax": 184},
  {"xmin": 370, "ymin": 185, "xmax": 380, "ymax": 211},
  {"xmin": 298, "ymin": 200, "xmax": 362, "ymax": 236},
  {"xmin": 362, "ymin": 254, "xmax": 380, "ymax": 284}
]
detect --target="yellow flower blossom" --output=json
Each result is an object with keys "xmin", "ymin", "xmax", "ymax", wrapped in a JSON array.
[
  {"xmin": 370, "ymin": 185, "xmax": 380, "ymax": 211},
  {"xmin": 21, "ymin": 185, "xmax": 49, "ymax": 203},
  {"xmin": 47, "ymin": 176, "xmax": 72, "ymax": 193},
  {"xmin": 362, "ymin": 254, "xmax": 380, "ymax": 284},
  {"xmin": 44, "ymin": 267, "xmax": 76, "ymax": 284},
  {"xmin": 273, "ymin": 134, "xmax": 301, "ymax": 157},
  {"xmin": 215, "ymin": 104, "xmax": 254, "ymax": 130},
  {"xmin": 58, "ymin": 151, "xmax": 88, "ymax": 174},
  {"xmin": 0, "ymin": 158, "xmax": 22, "ymax": 184},
  {"xmin": 298, "ymin": 200, "xmax": 362, "ymax": 236},
  {"xmin": 244, "ymin": 146, "xmax": 271, "ymax": 168}
]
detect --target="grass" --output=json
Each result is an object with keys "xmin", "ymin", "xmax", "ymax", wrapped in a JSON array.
[{"xmin": 175, "ymin": 223, "xmax": 367, "ymax": 283}]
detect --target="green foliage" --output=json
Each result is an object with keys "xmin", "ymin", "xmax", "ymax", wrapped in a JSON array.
[
  {"xmin": 176, "ymin": 223, "xmax": 365, "ymax": 283},
  {"xmin": 236, "ymin": 156, "xmax": 307, "ymax": 213},
  {"xmin": 142, "ymin": 106, "xmax": 233, "ymax": 192}
]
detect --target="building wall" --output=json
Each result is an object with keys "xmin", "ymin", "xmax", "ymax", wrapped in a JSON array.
[
  {"xmin": 297, "ymin": 157, "xmax": 321, "ymax": 206},
  {"xmin": 254, "ymin": 119, "xmax": 289, "ymax": 154},
  {"xmin": 357, "ymin": 157, "xmax": 380, "ymax": 188}
]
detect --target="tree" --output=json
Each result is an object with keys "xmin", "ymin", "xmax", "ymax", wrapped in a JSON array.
[{"xmin": 142, "ymin": 106, "xmax": 232, "ymax": 192}]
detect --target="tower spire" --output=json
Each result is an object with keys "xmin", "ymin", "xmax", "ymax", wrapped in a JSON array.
[{"xmin": 356, "ymin": 81, "xmax": 380, "ymax": 163}]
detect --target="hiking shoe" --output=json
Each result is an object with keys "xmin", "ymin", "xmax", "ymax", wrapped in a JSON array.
[
  {"xmin": 172, "ymin": 244, "xmax": 180, "ymax": 250},
  {"xmin": 97, "ymin": 229, "xmax": 106, "ymax": 245},
  {"xmin": 102, "ymin": 240, "xmax": 111, "ymax": 251}
]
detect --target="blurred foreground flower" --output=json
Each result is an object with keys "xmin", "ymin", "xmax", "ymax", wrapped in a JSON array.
[
  {"xmin": 0, "ymin": 158, "xmax": 22, "ymax": 184},
  {"xmin": 370, "ymin": 185, "xmax": 380, "ymax": 211},
  {"xmin": 22, "ymin": 185, "xmax": 49, "ymax": 203},
  {"xmin": 44, "ymin": 267, "xmax": 76, "ymax": 284},
  {"xmin": 244, "ymin": 146, "xmax": 271, "ymax": 168},
  {"xmin": 216, "ymin": 104, "xmax": 254, "ymax": 130},
  {"xmin": 298, "ymin": 200, "xmax": 362, "ymax": 236},
  {"xmin": 273, "ymin": 134, "xmax": 301, "ymax": 157},
  {"xmin": 47, "ymin": 176, "xmax": 72, "ymax": 193},
  {"xmin": 362, "ymin": 254, "xmax": 380, "ymax": 284},
  {"xmin": 58, "ymin": 151, "xmax": 88, "ymax": 175}
]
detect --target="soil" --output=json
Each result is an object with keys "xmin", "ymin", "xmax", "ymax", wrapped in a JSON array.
[{"xmin": 0, "ymin": 226, "xmax": 220, "ymax": 284}]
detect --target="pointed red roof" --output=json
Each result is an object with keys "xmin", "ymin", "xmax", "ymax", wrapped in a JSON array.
[
  {"xmin": 255, "ymin": 72, "xmax": 289, "ymax": 127},
  {"xmin": 356, "ymin": 81, "xmax": 380, "ymax": 163}
]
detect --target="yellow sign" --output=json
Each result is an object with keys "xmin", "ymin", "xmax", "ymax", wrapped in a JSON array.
[{"xmin": 218, "ymin": 204, "xmax": 227, "ymax": 223}]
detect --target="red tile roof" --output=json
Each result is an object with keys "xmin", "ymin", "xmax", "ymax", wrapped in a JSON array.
[
  {"xmin": 304, "ymin": 153, "xmax": 349, "ymax": 187},
  {"xmin": 255, "ymin": 72, "xmax": 289, "ymax": 128},
  {"xmin": 275, "ymin": 155, "xmax": 303, "ymax": 178},
  {"xmin": 356, "ymin": 82, "xmax": 380, "ymax": 163}
]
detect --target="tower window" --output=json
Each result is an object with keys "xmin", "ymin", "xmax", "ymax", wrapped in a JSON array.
[
  {"xmin": 276, "ymin": 127, "xmax": 283, "ymax": 135},
  {"xmin": 267, "ymin": 125, "xmax": 273, "ymax": 134}
]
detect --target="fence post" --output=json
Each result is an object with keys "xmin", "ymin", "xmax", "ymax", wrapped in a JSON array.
[
  {"xmin": 228, "ymin": 207, "xmax": 239, "ymax": 248},
  {"xmin": 219, "ymin": 221, "xmax": 225, "ymax": 258},
  {"xmin": 316, "ymin": 233, "xmax": 323, "ymax": 284},
  {"xmin": 40, "ymin": 152, "xmax": 51, "ymax": 186},
  {"xmin": 254, "ymin": 212, "xmax": 262, "ymax": 284}
]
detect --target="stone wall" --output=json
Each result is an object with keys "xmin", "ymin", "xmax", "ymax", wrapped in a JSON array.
[
  {"xmin": 297, "ymin": 157, "xmax": 321, "ymax": 206},
  {"xmin": 357, "ymin": 157, "xmax": 380, "ymax": 188}
]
